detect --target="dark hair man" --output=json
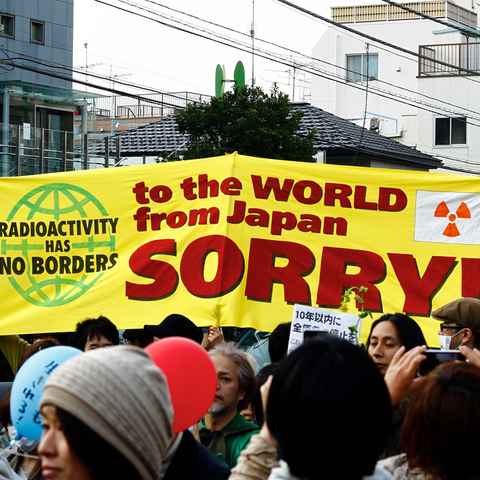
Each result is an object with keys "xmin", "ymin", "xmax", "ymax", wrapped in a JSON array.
[
  {"xmin": 72, "ymin": 316, "xmax": 119, "ymax": 351},
  {"xmin": 199, "ymin": 342, "xmax": 259, "ymax": 468},
  {"xmin": 268, "ymin": 322, "xmax": 291, "ymax": 363},
  {"xmin": 144, "ymin": 314, "xmax": 203, "ymax": 344},
  {"xmin": 433, "ymin": 297, "xmax": 480, "ymax": 350},
  {"xmin": 123, "ymin": 329, "xmax": 154, "ymax": 349},
  {"xmin": 230, "ymin": 335, "xmax": 393, "ymax": 480},
  {"xmin": 143, "ymin": 314, "xmax": 230, "ymax": 479}
]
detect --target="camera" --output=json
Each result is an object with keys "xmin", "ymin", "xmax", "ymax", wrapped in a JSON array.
[{"xmin": 418, "ymin": 350, "xmax": 465, "ymax": 376}]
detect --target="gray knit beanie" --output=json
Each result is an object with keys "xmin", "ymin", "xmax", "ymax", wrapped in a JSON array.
[{"xmin": 40, "ymin": 345, "xmax": 174, "ymax": 480}]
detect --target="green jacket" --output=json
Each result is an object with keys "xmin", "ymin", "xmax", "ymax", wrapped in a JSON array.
[{"xmin": 199, "ymin": 413, "xmax": 260, "ymax": 468}]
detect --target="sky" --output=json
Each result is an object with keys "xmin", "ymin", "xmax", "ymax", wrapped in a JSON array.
[{"xmin": 73, "ymin": 0, "xmax": 358, "ymax": 101}]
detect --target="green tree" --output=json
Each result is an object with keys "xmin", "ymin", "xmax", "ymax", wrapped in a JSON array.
[{"xmin": 174, "ymin": 84, "xmax": 316, "ymax": 162}]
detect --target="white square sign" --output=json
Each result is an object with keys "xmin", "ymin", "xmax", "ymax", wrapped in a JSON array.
[{"xmin": 288, "ymin": 304, "xmax": 361, "ymax": 355}]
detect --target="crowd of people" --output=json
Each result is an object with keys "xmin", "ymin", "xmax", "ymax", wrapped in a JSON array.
[{"xmin": 0, "ymin": 296, "xmax": 479, "ymax": 479}]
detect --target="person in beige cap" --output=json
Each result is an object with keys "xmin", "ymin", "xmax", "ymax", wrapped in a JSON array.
[
  {"xmin": 38, "ymin": 345, "xmax": 174, "ymax": 480},
  {"xmin": 432, "ymin": 297, "xmax": 480, "ymax": 350}
]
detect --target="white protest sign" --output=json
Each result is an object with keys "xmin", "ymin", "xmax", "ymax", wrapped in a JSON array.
[{"xmin": 288, "ymin": 304, "xmax": 361, "ymax": 354}]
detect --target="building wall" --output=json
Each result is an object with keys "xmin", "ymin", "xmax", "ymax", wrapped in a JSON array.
[
  {"xmin": 400, "ymin": 114, "xmax": 418, "ymax": 146},
  {"xmin": 1, "ymin": 0, "xmax": 73, "ymax": 87},
  {"xmin": 369, "ymin": 159, "xmax": 426, "ymax": 171},
  {"xmin": 416, "ymin": 75, "xmax": 480, "ymax": 172},
  {"xmin": 311, "ymin": 19, "xmax": 463, "ymax": 135}
]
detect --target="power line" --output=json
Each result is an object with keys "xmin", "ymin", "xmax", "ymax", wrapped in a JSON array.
[
  {"xmin": 274, "ymin": 0, "xmax": 480, "ymax": 75},
  {"xmin": 7, "ymin": 2, "xmax": 480, "ymax": 170},
  {"xmin": 97, "ymin": 0, "xmax": 480, "ymax": 125},
  {"xmin": 87, "ymin": 0, "xmax": 480, "ymax": 170},
  {"xmin": 141, "ymin": 0, "xmax": 480, "ymax": 119},
  {"xmin": 8, "ymin": 2, "xmax": 478, "ymax": 130},
  {"xmin": 4, "ymin": 48, "xmax": 211, "ymax": 107},
  {"xmin": 12, "ymin": 45, "xmax": 480, "ymax": 171},
  {"xmin": 6, "ymin": 62, "xmax": 191, "ymax": 111}
]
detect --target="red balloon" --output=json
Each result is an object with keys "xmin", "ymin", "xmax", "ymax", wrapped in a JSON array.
[{"xmin": 145, "ymin": 337, "xmax": 217, "ymax": 433}]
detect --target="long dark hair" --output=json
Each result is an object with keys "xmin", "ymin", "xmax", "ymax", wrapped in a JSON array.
[
  {"xmin": 366, "ymin": 313, "xmax": 426, "ymax": 351},
  {"xmin": 56, "ymin": 407, "xmax": 141, "ymax": 480},
  {"xmin": 402, "ymin": 362, "xmax": 480, "ymax": 480}
]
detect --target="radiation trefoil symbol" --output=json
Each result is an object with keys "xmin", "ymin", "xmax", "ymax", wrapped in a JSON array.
[{"xmin": 434, "ymin": 201, "xmax": 471, "ymax": 237}]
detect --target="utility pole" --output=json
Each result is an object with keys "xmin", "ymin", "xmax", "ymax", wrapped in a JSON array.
[
  {"xmin": 251, "ymin": 0, "xmax": 255, "ymax": 86},
  {"xmin": 84, "ymin": 42, "xmax": 88, "ymax": 91}
]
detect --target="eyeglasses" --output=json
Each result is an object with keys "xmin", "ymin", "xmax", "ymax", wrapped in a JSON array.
[{"xmin": 439, "ymin": 324, "xmax": 464, "ymax": 331}]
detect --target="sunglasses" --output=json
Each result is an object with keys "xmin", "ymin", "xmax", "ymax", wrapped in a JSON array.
[{"xmin": 439, "ymin": 324, "xmax": 464, "ymax": 331}]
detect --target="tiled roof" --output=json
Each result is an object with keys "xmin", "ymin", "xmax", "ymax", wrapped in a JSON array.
[
  {"xmin": 114, "ymin": 115, "xmax": 185, "ymax": 156},
  {"xmin": 110, "ymin": 102, "xmax": 441, "ymax": 168},
  {"xmin": 292, "ymin": 103, "xmax": 441, "ymax": 168}
]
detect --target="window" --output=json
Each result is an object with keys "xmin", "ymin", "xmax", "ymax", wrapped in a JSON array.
[
  {"xmin": 346, "ymin": 53, "xmax": 378, "ymax": 82},
  {"xmin": 0, "ymin": 14, "xmax": 14, "ymax": 38},
  {"xmin": 30, "ymin": 20, "xmax": 44, "ymax": 44},
  {"xmin": 435, "ymin": 117, "xmax": 467, "ymax": 146}
]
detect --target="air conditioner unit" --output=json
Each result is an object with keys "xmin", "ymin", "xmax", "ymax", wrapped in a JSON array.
[{"xmin": 370, "ymin": 118, "xmax": 380, "ymax": 133}]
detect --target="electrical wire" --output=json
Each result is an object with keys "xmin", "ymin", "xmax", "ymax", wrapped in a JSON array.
[
  {"xmin": 133, "ymin": 0, "xmax": 480, "ymax": 120},
  {"xmin": 4, "ymin": 0, "xmax": 466, "ymax": 126},
  {"xmin": 6, "ymin": 1, "xmax": 480, "ymax": 170},
  {"xmin": 7, "ymin": 62, "xmax": 191, "ymax": 110},
  {"xmin": 6, "ymin": 5, "xmax": 476, "ymax": 133},
  {"xmin": 274, "ymin": 0, "xmax": 480, "ymax": 75},
  {"xmin": 85, "ymin": 1, "xmax": 480, "ymax": 170},
  {"xmin": 352, "ymin": 43, "xmax": 370, "ymax": 164},
  {"xmin": 11, "ymin": 49, "xmax": 480, "ymax": 171},
  {"xmin": 95, "ymin": 0, "xmax": 480, "ymax": 126},
  {"xmin": 0, "ymin": 47, "xmax": 14, "ymax": 71},
  {"xmin": 131, "ymin": 0, "xmax": 480, "ymax": 118},
  {"xmin": 3, "ymin": 48, "xmax": 212, "ymax": 108}
]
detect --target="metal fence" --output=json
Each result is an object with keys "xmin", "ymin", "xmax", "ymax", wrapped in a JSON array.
[
  {"xmin": 332, "ymin": 1, "xmax": 477, "ymax": 28},
  {"xmin": 0, "ymin": 123, "xmax": 122, "ymax": 177},
  {"xmin": 91, "ymin": 91, "xmax": 212, "ymax": 119},
  {"xmin": 419, "ymin": 42, "xmax": 480, "ymax": 76}
]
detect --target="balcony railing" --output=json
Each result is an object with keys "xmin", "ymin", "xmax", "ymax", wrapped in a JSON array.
[
  {"xmin": 418, "ymin": 42, "xmax": 480, "ymax": 76},
  {"xmin": 332, "ymin": 1, "xmax": 477, "ymax": 28},
  {"xmin": 0, "ymin": 123, "xmax": 122, "ymax": 177},
  {"xmin": 90, "ymin": 91, "xmax": 212, "ymax": 119}
]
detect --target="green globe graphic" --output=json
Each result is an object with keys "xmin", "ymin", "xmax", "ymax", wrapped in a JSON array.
[{"xmin": 3, "ymin": 183, "xmax": 117, "ymax": 307}]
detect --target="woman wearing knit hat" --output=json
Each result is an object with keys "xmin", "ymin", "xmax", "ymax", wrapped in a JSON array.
[{"xmin": 37, "ymin": 345, "xmax": 174, "ymax": 480}]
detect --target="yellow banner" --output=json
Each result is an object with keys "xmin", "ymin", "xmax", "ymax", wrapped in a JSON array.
[{"xmin": 0, "ymin": 153, "xmax": 478, "ymax": 345}]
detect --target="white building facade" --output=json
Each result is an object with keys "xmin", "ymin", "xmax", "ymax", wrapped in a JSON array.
[{"xmin": 311, "ymin": 1, "xmax": 480, "ymax": 173}]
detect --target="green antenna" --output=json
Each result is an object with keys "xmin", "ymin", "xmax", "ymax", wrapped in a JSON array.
[
  {"xmin": 215, "ymin": 62, "xmax": 245, "ymax": 97},
  {"xmin": 234, "ymin": 61, "xmax": 245, "ymax": 87},
  {"xmin": 215, "ymin": 64, "xmax": 225, "ymax": 98}
]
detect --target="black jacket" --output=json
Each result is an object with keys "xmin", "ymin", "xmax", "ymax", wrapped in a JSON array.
[{"xmin": 164, "ymin": 429, "xmax": 231, "ymax": 480}]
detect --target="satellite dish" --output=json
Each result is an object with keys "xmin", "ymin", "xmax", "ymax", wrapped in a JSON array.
[
  {"xmin": 215, "ymin": 64, "xmax": 225, "ymax": 98},
  {"xmin": 234, "ymin": 61, "xmax": 245, "ymax": 87}
]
